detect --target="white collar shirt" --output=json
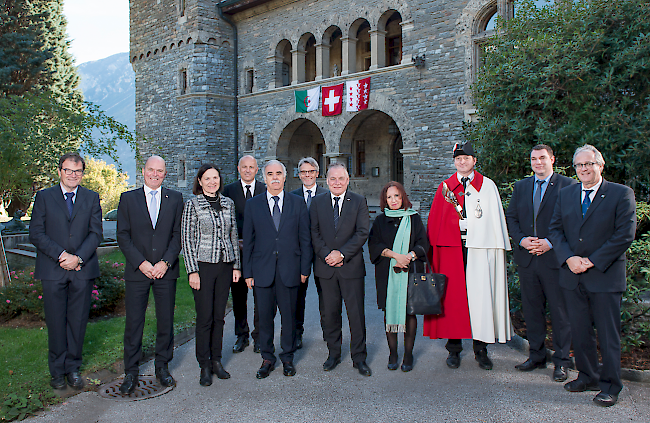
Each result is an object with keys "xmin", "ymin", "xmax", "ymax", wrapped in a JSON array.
[
  {"xmin": 240, "ymin": 179, "xmax": 257, "ymax": 197},
  {"xmin": 303, "ymin": 185, "xmax": 317, "ymax": 203},
  {"xmin": 581, "ymin": 178, "xmax": 603, "ymax": 203},
  {"xmin": 60, "ymin": 184, "xmax": 79, "ymax": 203},
  {"xmin": 331, "ymin": 191, "xmax": 346, "ymax": 215},
  {"xmin": 144, "ymin": 185, "xmax": 162, "ymax": 222},
  {"xmin": 266, "ymin": 190, "xmax": 284, "ymax": 214}
]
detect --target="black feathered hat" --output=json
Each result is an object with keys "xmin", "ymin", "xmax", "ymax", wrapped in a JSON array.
[{"xmin": 453, "ymin": 142, "xmax": 474, "ymax": 157}]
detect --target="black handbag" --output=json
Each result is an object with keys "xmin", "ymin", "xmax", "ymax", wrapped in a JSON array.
[{"xmin": 406, "ymin": 256, "xmax": 447, "ymax": 315}]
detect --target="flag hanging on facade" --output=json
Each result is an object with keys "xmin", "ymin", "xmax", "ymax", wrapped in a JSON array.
[
  {"xmin": 346, "ymin": 77, "xmax": 370, "ymax": 112},
  {"xmin": 321, "ymin": 83, "xmax": 344, "ymax": 116},
  {"xmin": 295, "ymin": 87, "xmax": 320, "ymax": 113}
]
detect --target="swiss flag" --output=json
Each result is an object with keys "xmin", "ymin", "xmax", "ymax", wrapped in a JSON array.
[
  {"xmin": 346, "ymin": 77, "xmax": 370, "ymax": 112},
  {"xmin": 322, "ymin": 83, "xmax": 344, "ymax": 116}
]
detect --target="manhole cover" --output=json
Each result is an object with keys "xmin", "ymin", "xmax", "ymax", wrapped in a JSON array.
[{"xmin": 98, "ymin": 376, "xmax": 174, "ymax": 401}]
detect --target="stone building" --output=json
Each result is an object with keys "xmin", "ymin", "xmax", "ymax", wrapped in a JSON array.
[{"xmin": 130, "ymin": 0, "xmax": 515, "ymax": 214}]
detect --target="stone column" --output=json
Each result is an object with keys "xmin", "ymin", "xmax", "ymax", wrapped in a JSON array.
[
  {"xmin": 315, "ymin": 43, "xmax": 330, "ymax": 80},
  {"xmin": 369, "ymin": 29, "xmax": 386, "ymax": 70},
  {"xmin": 341, "ymin": 36, "xmax": 357, "ymax": 75},
  {"xmin": 291, "ymin": 49, "xmax": 306, "ymax": 85},
  {"xmin": 399, "ymin": 19, "xmax": 414, "ymax": 65}
]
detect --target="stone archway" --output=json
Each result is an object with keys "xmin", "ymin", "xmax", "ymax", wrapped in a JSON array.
[
  {"xmin": 338, "ymin": 110, "xmax": 402, "ymax": 206},
  {"xmin": 275, "ymin": 118, "xmax": 326, "ymax": 191}
]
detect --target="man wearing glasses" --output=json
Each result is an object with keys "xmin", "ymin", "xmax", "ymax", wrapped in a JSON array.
[
  {"xmin": 30, "ymin": 153, "xmax": 103, "ymax": 391},
  {"xmin": 290, "ymin": 157, "xmax": 329, "ymax": 348},
  {"xmin": 549, "ymin": 144, "xmax": 636, "ymax": 407}
]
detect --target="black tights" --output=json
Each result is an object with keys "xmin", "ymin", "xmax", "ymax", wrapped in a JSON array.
[{"xmin": 385, "ymin": 314, "xmax": 417, "ymax": 365}]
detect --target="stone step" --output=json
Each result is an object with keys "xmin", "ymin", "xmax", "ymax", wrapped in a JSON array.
[
  {"xmin": 6, "ymin": 249, "xmax": 37, "ymax": 259},
  {"xmin": 16, "ymin": 243, "xmax": 36, "ymax": 253}
]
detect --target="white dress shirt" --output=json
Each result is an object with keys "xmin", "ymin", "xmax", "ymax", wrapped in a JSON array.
[
  {"xmin": 331, "ymin": 191, "xmax": 346, "ymax": 215},
  {"xmin": 303, "ymin": 185, "xmax": 317, "ymax": 203},
  {"xmin": 457, "ymin": 172, "xmax": 473, "ymax": 232},
  {"xmin": 60, "ymin": 184, "xmax": 79, "ymax": 202},
  {"xmin": 266, "ymin": 190, "xmax": 284, "ymax": 214},
  {"xmin": 240, "ymin": 179, "xmax": 257, "ymax": 197},
  {"xmin": 144, "ymin": 184, "xmax": 161, "ymax": 224},
  {"xmin": 581, "ymin": 178, "xmax": 602, "ymax": 203}
]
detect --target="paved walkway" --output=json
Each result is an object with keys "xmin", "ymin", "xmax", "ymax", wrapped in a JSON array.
[{"xmin": 28, "ymin": 256, "xmax": 650, "ymax": 422}]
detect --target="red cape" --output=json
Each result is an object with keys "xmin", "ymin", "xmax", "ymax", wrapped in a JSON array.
[{"xmin": 422, "ymin": 172, "xmax": 484, "ymax": 340}]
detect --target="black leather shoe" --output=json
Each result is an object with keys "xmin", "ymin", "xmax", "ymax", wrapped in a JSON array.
[
  {"xmin": 593, "ymin": 392, "xmax": 618, "ymax": 407},
  {"xmin": 119, "ymin": 374, "xmax": 138, "ymax": 394},
  {"xmin": 387, "ymin": 354, "xmax": 399, "ymax": 371},
  {"xmin": 253, "ymin": 341, "xmax": 261, "ymax": 354},
  {"xmin": 296, "ymin": 334, "xmax": 303, "ymax": 350},
  {"xmin": 564, "ymin": 379, "xmax": 600, "ymax": 392},
  {"xmin": 446, "ymin": 352, "xmax": 460, "ymax": 369},
  {"xmin": 553, "ymin": 365, "xmax": 569, "ymax": 382},
  {"xmin": 66, "ymin": 371, "xmax": 84, "ymax": 389},
  {"xmin": 323, "ymin": 355, "xmax": 341, "ymax": 371},
  {"xmin": 401, "ymin": 353, "xmax": 414, "ymax": 372},
  {"xmin": 212, "ymin": 361, "xmax": 231, "ymax": 380},
  {"xmin": 256, "ymin": 360, "xmax": 275, "ymax": 379},
  {"xmin": 199, "ymin": 367, "xmax": 212, "ymax": 386},
  {"xmin": 155, "ymin": 367, "xmax": 175, "ymax": 387},
  {"xmin": 515, "ymin": 358, "xmax": 547, "ymax": 372},
  {"xmin": 283, "ymin": 362, "xmax": 296, "ymax": 376},
  {"xmin": 233, "ymin": 336, "xmax": 249, "ymax": 353},
  {"xmin": 353, "ymin": 361, "xmax": 372, "ymax": 377},
  {"xmin": 475, "ymin": 349, "xmax": 493, "ymax": 370},
  {"xmin": 50, "ymin": 376, "xmax": 66, "ymax": 390}
]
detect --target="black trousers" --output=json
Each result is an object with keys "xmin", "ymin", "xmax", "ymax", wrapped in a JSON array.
[
  {"xmin": 254, "ymin": 274, "xmax": 298, "ymax": 365},
  {"xmin": 447, "ymin": 243, "xmax": 489, "ymax": 353},
  {"xmin": 123, "ymin": 277, "xmax": 177, "ymax": 375},
  {"xmin": 231, "ymin": 248, "xmax": 259, "ymax": 342},
  {"xmin": 518, "ymin": 257, "xmax": 572, "ymax": 367},
  {"xmin": 296, "ymin": 273, "xmax": 323, "ymax": 335},
  {"xmin": 42, "ymin": 274, "xmax": 93, "ymax": 377},
  {"xmin": 563, "ymin": 283, "xmax": 623, "ymax": 395},
  {"xmin": 192, "ymin": 261, "xmax": 233, "ymax": 367},
  {"xmin": 320, "ymin": 274, "xmax": 367, "ymax": 363}
]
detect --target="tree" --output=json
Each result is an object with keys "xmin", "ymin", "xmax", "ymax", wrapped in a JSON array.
[
  {"xmin": 81, "ymin": 157, "xmax": 131, "ymax": 213},
  {"xmin": 464, "ymin": 0, "xmax": 650, "ymax": 198},
  {"xmin": 0, "ymin": 0, "xmax": 139, "ymax": 214}
]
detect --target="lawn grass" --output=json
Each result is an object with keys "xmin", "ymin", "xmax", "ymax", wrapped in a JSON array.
[{"xmin": 0, "ymin": 251, "xmax": 197, "ymax": 420}]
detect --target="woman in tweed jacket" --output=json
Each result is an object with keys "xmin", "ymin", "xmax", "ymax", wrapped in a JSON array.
[{"xmin": 181, "ymin": 163, "xmax": 241, "ymax": 386}]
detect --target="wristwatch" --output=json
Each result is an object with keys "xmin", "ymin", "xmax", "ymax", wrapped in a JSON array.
[
  {"xmin": 410, "ymin": 252, "xmax": 417, "ymax": 261},
  {"xmin": 162, "ymin": 260, "xmax": 171, "ymax": 267},
  {"xmin": 77, "ymin": 256, "xmax": 84, "ymax": 266}
]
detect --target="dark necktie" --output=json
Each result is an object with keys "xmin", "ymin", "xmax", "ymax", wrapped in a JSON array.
[
  {"xmin": 582, "ymin": 189, "xmax": 593, "ymax": 217},
  {"xmin": 65, "ymin": 192, "xmax": 74, "ymax": 218},
  {"xmin": 306, "ymin": 189, "xmax": 312, "ymax": 209},
  {"xmin": 245, "ymin": 185, "xmax": 252, "ymax": 200},
  {"xmin": 333, "ymin": 196, "xmax": 340, "ymax": 229},
  {"xmin": 461, "ymin": 177, "xmax": 469, "ymax": 218},
  {"xmin": 272, "ymin": 196, "xmax": 281, "ymax": 230},
  {"xmin": 533, "ymin": 180, "xmax": 544, "ymax": 236}
]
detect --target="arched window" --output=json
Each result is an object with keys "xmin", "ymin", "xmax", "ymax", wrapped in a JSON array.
[
  {"xmin": 304, "ymin": 34, "xmax": 316, "ymax": 82},
  {"xmin": 275, "ymin": 40, "xmax": 292, "ymax": 87},
  {"xmin": 384, "ymin": 12, "xmax": 402, "ymax": 66},
  {"xmin": 355, "ymin": 21, "xmax": 371, "ymax": 72}
]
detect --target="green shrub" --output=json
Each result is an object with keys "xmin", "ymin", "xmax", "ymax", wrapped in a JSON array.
[{"xmin": 0, "ymin": 259, "xmax": 126, "ymax": 322}]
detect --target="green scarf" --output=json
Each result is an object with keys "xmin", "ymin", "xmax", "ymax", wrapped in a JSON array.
[{"xmin": 384, "ymin": 208, "xmax": 417, "ymax": 333}]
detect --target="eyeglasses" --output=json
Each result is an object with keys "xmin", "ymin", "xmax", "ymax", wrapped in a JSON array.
[
  {"xmin": 573, "ymin": 162, "xmax": 597, "ymax": 170},
  {"xmin": 61, "ymin": 168, "xmax": 84, "ymax": 176},
  {"xmin": 300, "ymin": 170, "xmax": 318, "ymax": 175}
]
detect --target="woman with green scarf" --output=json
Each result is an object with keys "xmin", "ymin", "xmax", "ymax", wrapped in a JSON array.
[{"xmin": 368, "ymin": 181, "xmax": 429, "ymax": 372}]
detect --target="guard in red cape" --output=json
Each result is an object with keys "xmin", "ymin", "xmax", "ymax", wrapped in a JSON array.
[{"xmin": 423, "ymin": 142, "xmax": 512, "ymax": 370}]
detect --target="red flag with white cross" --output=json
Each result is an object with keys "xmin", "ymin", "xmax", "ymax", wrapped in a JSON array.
[
  {"xmin": 322, "ymin": 83, "xmax": 344, "ymax": 116},
  {"xmin": 346, "ymin": 77, "xmax": 370, "ymax": 112}
]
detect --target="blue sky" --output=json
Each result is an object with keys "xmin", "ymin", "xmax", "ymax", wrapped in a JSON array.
[{"xmin": 64, "ymin": 0, "xmax": 130, "ymax": 65}]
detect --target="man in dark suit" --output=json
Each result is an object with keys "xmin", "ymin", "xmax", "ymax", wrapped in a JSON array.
[
  {"xmin": 310, "ymin": 162, "xmax": 371, "ymax": 376},
  {"xmin": 242, "ymin": 160, "xmax": 312, "ymax": 379},
  {"xmin": 29, "ymin": 153, "xmax": 103, "ymax": 390},
  {"xmin": 506, "ymin": 144, "xmax": 577, "ymax": 382},
  {"xmin": 222, "ymin": 155, "xmax": 266, "ymax": 353},
  {"xmin": 116, "ymin": 156, "xmax": 184, "ymax": 394},
  {"xmin": 290, "ymin": 157, "xmax": 329, "ymax": 348},
  {"xmin": 549, "ymin": 144, "xmax": 636, "ymax": 407}
]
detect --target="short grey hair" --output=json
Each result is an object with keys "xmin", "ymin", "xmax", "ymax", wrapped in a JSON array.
[
  {"xmin": 238, "ymin": 155, "xmax": 258, "ymax": 167},
  {"xmin": 298, "ymin": 157, "xmax": 319, "ymax": 173},
  {"xmin": 573, "ymin": 144, "xmax": 605, "ymax": 167},
  {"xmin": 263, "ymin": 159, "xmax": 287, "ymax": 177},
  {"xmin": 327, "ymin": 162, "xmax": 349, "ymax": 177}
]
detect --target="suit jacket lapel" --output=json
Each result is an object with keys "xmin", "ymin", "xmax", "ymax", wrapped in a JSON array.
[
  {"xmin": 52, "ymin": 186, "xmax": 71, "ymax": 219},
  {"xmin": 336, "ymin": 192, "xmax": 353, "ymax": 232},
  {"xmin": 70, "ymin": 187, "xmax": 84, "ymax": 221},
  {"xmin": 536, "ymin": 173, "xmax": 557, "ymax": 215},
  {"xmin": 582, "ymin": 180, "xmax": 609, "ymax": 223},
  {"xmin": 156, "ymin": 188, "xmax": 169, "ymax": 229},
  {"xmin": 136, "ymin": 187, "xmax": 154, "ymax": 230},
  {"xmin": 277, "ymin": 192, "xmax": 291, "ymax": 232}
]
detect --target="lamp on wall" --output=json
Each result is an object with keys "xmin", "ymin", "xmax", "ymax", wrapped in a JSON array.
[
  {"xmin": 372, "ymin": 167, "xmax": 380, "ymax": 177},
  {"xmin": 412, "ymin": 53, "xmax": 425, "ymax": 69}
]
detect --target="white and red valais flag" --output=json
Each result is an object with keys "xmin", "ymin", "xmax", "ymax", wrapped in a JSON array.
[
  {"xmin": 346, "ymin": 77, "xmax": 370, "ymax": 112},
  {"xmin": 321, "ymin": 83, "xmax": 344, "ymax": 116}
]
